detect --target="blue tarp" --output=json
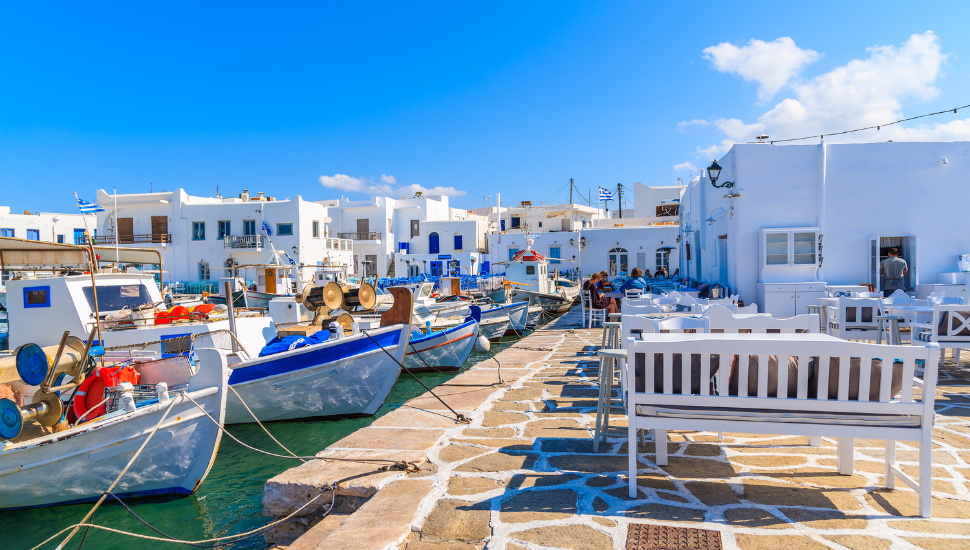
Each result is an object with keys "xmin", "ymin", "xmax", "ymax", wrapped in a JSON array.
[{"xmin": 258, "ymin": 330, "xmax": 332, "ymax": 357}]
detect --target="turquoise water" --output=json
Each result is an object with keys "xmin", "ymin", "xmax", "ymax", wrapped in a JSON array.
[{"xmin": 3, "ymin": 337, "xmax": 523, "ymax": 550}]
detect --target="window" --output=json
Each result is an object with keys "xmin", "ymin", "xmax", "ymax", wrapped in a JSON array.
[
  {"xmin": 277, "ymin": 223, "xmax": 293, "ymax": 236},
  {"xmin": 429, "ymin": 232, "xmax": 440, "ymax": 254},
  {"xmin": 192, "ymin": 222, "xmax": 206, "ymax": 240},
  {"xmin": 0, "ymin": 228, "xmax": 13, "ymax": 238},
  {"xmin": 656, "ymin": 248, "xmax": 672, "ymax": 272},
  {"xmin": 199, "ymin": 262, "xmax": 211, "ymax": 281},
  {"xmin": 23, "ymin": 286, "xmax": 51, "ymax": 308},
  {"xmin": 26, "ymin": 229, "xmax": 40, "ymax": 241},
  {"xmin": 243, "ymin": 220, "xmax": 256, "ymax": 236},
  {"xmin": 526, "ymin": 265, "xmax": 536, "ymax": 275},
  {"xmin": 608, "ymin": 247, "xmax": 628, "ymax": 276},
  {"xmin": 56, "ymin": 234, "xmax": 64, "ymax": 244},
  {"xmin": 218, "ymin": 221, "xmax": 231, "ymax": 239},
  {"xmin": 453, "ymin": 233, "xmax": 463, "ymax": 252},
  {"xmin": 510, "ymin": 217, "xmax": 521, "ymax": 228},
  {"xmin": 73, "ymin": 228, "xmax": 85, "ymax": 244},
  {"xmin": 80, "ymin": 284, "xmax": 153, "ymax": 312},
  {"xmin": 411, "ymin": 220, "xmax": 419, "ymax": 237},
  {"xmin": 161, "ymin": 334, "xmax": 191, "ymax": 358},
  {"xmin": 312, "ymin": 221, "xmax": 320, "ymax": 238},
  {"xmin": 549, "ymin": 245, "xmax": 561, "ymax": 264},
  {"xmin": 509, "ymin": 247, "xmax": 519, "ymax": 261},
  {"xmin": 538, "ymin": 222, "xmax": 542, "ymax": 228}
]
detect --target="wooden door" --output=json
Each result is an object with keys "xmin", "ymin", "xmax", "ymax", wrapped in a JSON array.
[
  {"xmin": 151, "ymin": 216, "xmax": 168, "ymax": 243},
  {"xmin": 118, "ymin": 217, "xmax": 134, "ymax": 244},
  {"xmin": 356, "ymin": 218, "xmax": 369, "ymax": 235},
  {"xmin": 265, "ymin": 269, "xmax": 277, "ymax": 294}
]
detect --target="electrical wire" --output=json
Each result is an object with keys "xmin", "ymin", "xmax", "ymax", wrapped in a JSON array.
[{"xmin": 766, "ymin": 103, "xmax": 970, "ymax": 144}]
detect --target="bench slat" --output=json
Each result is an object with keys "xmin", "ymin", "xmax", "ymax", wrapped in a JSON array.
[
  {"xmin": 858, "ymin": 357, "xmax": 872, "ymax": 403},
  {"xmin": 700, "ymin": 353, "xmax": 711, "ymax": 396},
  {"xmin": 901, "ymin": 358, "xmax": 915, "ymax": 403},
  {"xmin": 797, "ymin": 355, "xmax": 810, "ymax": 400},
  {"xmin": 739, "ymin": 354, "xmax": 749, "ymax": 398},
  {"xmin": 663, "ymin": 352, "xmax": 673, "ymax": 395},
  {"xmin": 817, "ymin": 358, "xmax": 831, "ymax": 401},
  {"xmin": 757, "ymin": 354, "xmax": 769, "ymax": 398}
]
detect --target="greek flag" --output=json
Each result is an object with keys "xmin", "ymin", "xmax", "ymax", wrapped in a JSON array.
[
  {"xmin": 598, "ymin": 186, "xmax": 614, "ymax": 202},
  {"xmin": 76, "ymin": 198, "xmax": 106, "ymax": 213},
  {"xmin": 261, "ymin": 220, "xmax": 272, "ymax": 236}
]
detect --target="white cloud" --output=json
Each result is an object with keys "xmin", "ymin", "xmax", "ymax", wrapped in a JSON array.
[
  {"xmin": 677, "ymin": 119, "xmax": 709, "ymax": 132},
  {"xmin": 704, "ymin": 37, "xmax": 820, "ymax": 102},
  {"xmin": 673, "ymin": 162, "xmax": 698, "ymax": 172},
  {"xmin": 319, "ymin": 173, "xmax": 466, "ymax": 198},
  {"xmin": 399, "ymin": 183, "xmax": 467, "ymax": 197},
  {"xmin": 697, "ymin": 31, "xmax": 968, "ymax": 156}
]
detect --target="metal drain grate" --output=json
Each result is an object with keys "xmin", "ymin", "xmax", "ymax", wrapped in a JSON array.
[{"xmin": 626, "ymin": 524, "xmax": 722, "ymax": 550}]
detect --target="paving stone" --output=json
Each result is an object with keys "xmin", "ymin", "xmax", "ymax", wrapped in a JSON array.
[
  {"xmin": 451, "ymin": 438, "xmax": 534, "ymax": 450},
  {"xmin": 933, "ymin": 429, "xmax": 970, "ymax": 449},
  {"xmin": 731, "ymin": 454, "xmax": 807, "ymax": 467},
  {"xmin": 616, "ymin": 441, "xmax": 684, "ymax": 454},
  {"xmin": 778, "ymin": 507, "xmax": 868, "ymax": 530},
  {"xmin": 499, "ymin": 387, "xmax": 543, "ymax": 401},
  {"xmin": 371, "ymin": 409, "xmax": 474, "ymax": 429},
  {"xmin": 902, "ymin": 537, "xmax": 970, "ymax": 550},
  {"xmin": 691, "ymin": 434, "xmax": 735, "ymax": 443},
  {"xmin": 683, "ymin": 443, "xmax": 722, "ymax": 457},
  {"xmin": 750, "ymin": 467, "xmax": 868, "ymax": 489},
  {"xmin": 592, "ymin": 497, "xmax": 609, "ymax": 512},
  {"xmin": 481, "ymin": 411, "xmax": 529, "ymax": 427},
  {"xmin": 447, "ymin": 476, "xmax": 505, "ymax": 496},
  {"xmin": 510, "ymin": 524, "xmax": 613, "ymax": 550},
  {"xmin": 620, "ymin": 473, "xmax": 678, "ymax": 492},
  {"xmin": 624, "ymin": 503, "xmax": 706, "ymax": 522},
  {"xmin": 330, "ymin": 427, "xmax": 446, "ymax": 451},
  {"xmin": 539, "ymin": 438, "xmax": 596, "ymax": 453},
  {"xmin": 887, "ymin": 519, "xmax": 970, "ymax": 535},
  {"xmin": 735, "ymin": 534, "xmax": 829, "ymax": 550},
  {"xmin": 547, "ymin": 454, "xmax": 635, "ymax": 473},
  {"xmin": 822, "ymin": 535, "xmax": 892, "ymax": 550},
  {"xmin": 531, "ymin": 410, "xmax": 584, "ymax": 417},
  {"xmin": 500, "ymin": 489, "xmax": 578, "ymax": 523},
  {"xmin": 490, "ymin": 401, "xmax": 532, "ymax": 412},
  {"xmin": 659, "ymin": 457, "xmax": 740, "ymax": 479},
  {"xmin": 592, "ymin": 517, "xmax": 616, "ymax": 527},
  {"xmin": 454, "ymin": 451, "xmax": 538, "ymax": 473},
  {"xmin": 420, "ymin": 499, "xmax": 491, "ymax": 542},
  {"xmin": 314, "ymin": 479, "xmax": 434, "ymax": 550},
  {"xmin": 684, "ymin": 481, "xmax": 741, "ymax": 506},
  {"xmin": 657, "ymin": 492, "xmax": 691, "ymax": 503},
  {"xmin": 277, "ymin": 512, "xmax": 350, "ymax": 549},
  {"xmin": 508, "ymin": 473, "xmax": 580, "ymax": 488},
  {"xmin": 604, "ymin": 486, "xmax": 646, "ymax": 501},
  {"xmin": 585, "ymin": 475, "xmax": 619, "ymax": 488},
  {"xmin": 858, "ymin": 449, "xmax": 957, "ymax": 464},
  {"xmin": 723, "ymin": 508, "xmax": 792, "ymax": 529},
  {"xmin": 461, "ymin": 427, "xmax": 516, "ymax": 438},
  {"xmin": 523, "ymin": 418, "xmax": 591, "ymax": 439},
  {"xmin": 865, "ymin": 489, "xmax": 970, "ymax": 518},
  {"xmin": 439, "ymin": 445, "xmax": 490, "ymax": 463},
  {"xmin": 733, "ymin": 445, "xmax": 836, "ymax": 455},
  {"xmin": 402, "ymin": 533, "xmax": 485, "ymax": 550},
  {"xmin": 741, "ymin": 480, "xmax": 862, "ymax": 510}
]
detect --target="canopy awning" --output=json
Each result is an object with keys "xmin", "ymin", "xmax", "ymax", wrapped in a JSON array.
[
  {"xmin": 0, "ymin": 236, "xmax": 90, "ymax": 269},
  {"xmin": 91, "ymin": 246, "xmax": 163, "ymax": 267}
]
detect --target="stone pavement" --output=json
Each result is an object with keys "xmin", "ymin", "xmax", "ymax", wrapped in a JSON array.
[{"xmin": 267, "ymin": 308, "xmax": 970, "ymax": 550}]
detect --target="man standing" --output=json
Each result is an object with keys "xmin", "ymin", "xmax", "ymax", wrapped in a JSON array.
[{"xmin": 880, "ymin": 247, "xmax": 909, "ymax": 297}]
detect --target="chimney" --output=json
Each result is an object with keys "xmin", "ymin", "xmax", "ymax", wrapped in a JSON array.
[
  {"xmin": 241, "ymin": 189, "xmax": 250, "ymax": 201},
  {"xmin": 257, "ymin": 191, "xmax": 265, "ymax": 201}
]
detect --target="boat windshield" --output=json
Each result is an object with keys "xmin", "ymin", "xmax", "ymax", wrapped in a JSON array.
[{"xmin": 81, "ymin": 284, "xmax": 154, "ymax": 312}]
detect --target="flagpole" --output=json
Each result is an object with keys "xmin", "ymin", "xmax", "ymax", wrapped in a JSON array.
[
  {"xmin": 113, "ymin": 187, "xmax": 119, "ymax": 271},
  {"xmin": 75, "ymin": 192, "xmax": 103, "ymax": 345}
]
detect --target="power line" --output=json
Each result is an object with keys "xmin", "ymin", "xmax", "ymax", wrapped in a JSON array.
[{"xmin": 766, "ymin": 103, "xmax": 970, "ymax": 144}]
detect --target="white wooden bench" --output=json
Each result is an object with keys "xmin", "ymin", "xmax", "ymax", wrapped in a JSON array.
[{"xmin": 626, "ymin": 334, "xmax": 940, "ymax": 517}]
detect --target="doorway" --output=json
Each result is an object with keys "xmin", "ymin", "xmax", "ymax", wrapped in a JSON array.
[
  {"xmin": 717, "ymin": 238, "xmax": 728, "ymax": 287},
  {"xmin": 869, "ymin": 236, "xmax": 917, "ymax": 293},
  {"xmin": 364, "ymin": 255, "xmax": 377, "ymax": 278},
  {"xmin": 265, "ymin": 268, "xmax": 277, "ymax": 294},
  {"xmin": 608, "ymin": 247, "xmax": 628, "ymax": 276},
  {"xmin": 430, "ymin": 261, "xmax": 443, "ymax": 277},
  {"xmin": 429, "ymin": 232, "xmax": 440, "ymax": 254}
]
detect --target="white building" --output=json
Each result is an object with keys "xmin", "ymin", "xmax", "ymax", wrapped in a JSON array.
[
  {"xmin": 94, "ymin": 189, "xmax": 353, "ymax": 286},
  {"xmin": 0, "ymin": 206, "xmax": 95, "ymax": 246},
  {"xmin": 327, "ymin": 194, "xmax": 483, "ymax": 278},
  {"xmin": 678, "ymin": 141, "xmax": 970, "ymax": 315}
]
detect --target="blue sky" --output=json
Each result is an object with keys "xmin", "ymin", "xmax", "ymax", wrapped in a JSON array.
[{"xmin": 2, "ymin": 2, "xmax": 969, "ymax": 214}]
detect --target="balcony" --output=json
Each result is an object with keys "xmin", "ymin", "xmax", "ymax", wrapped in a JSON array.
[
  {"xmin": 338, "ymin": 231, "xmax": 382, "ymax": 242},
  {"xmin": 85, "ymin": 233, "xmax": 171, "ymax": 245},
  {"xmin": 224, "ymin": 235, "xmax": 267, "ymax": 250},
  {"xmin": 324, "ymin": 237, "xmax": 354, "ymax": 251}
]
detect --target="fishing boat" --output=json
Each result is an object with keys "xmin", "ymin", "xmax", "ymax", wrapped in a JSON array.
[
  {"xmin": 432, "ymin": 300, "xmax": 529, "ymax": 335},
  {"xmin": 224, "ymin": 289, "xmax": 412, "ymax": 423},
  {"xmin": 502, "ymin": 234, "xmax": 580, "ymax": 314},
  {"xmin": 478, "ymin": 317, "xmax": 511, "ymax": 341},
  {"xmin": 0, "ymin": 346, "xmax": 230, "ymax": 509},
  {"xmin": 403, "ymin": 307, "xmax": 480, "ymax": 374}
]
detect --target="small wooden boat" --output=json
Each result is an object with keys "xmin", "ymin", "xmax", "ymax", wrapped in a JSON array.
[{"xmin": 404, "ymin": 315, "xmax": 479, "ymax": 374}]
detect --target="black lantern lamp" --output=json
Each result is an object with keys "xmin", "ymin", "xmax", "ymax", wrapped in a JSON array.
[
  {"xmin": 707, "ymin": 160, "xmax": 733, "ymax": 189},
  {"xmin": 580, "ymin": 236, "xmax": 587, "ymax": 248}
]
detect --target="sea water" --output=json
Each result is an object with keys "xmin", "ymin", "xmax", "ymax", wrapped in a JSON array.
[{"xmin": 3, "ymin": 337, "xmax": 523, "ymax": 550}]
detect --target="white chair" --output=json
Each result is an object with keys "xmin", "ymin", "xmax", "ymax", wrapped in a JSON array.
[
  {"xmin": 826, "ymin": 297, "xmax": 883, "ymax": 341},
  {"xmin": 623, "ymin": 303, "xmax": 662, "ymax": 316},
  {"xmin": 702, "ymin": 304, "xmax": 818, "ymax": 333},
  {"xmin": 912, "ymin": 304, "xmax": 970, "ymax": 364},
  {"xmin": 624, "ymin": 288, "xmax": 644, "ymax": 299},
  {"xmin": 736, "ymin": 304, "xmax": 759, "ymax": 314},
  {"xmin": 930, "ymin": 295, "xmax": 965, "ymax": 305},
  {"xmin": 582, "ymin": 290, "xmax": 606, "ymax": 328}
]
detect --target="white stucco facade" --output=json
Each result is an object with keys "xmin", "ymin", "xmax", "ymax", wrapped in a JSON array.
[
  {"xmin": 0, "ymin": 207, "xmax": 96, "ymax": 245},
  {"xmin": 678, "ymin": 141, "xmax": 970, "ymax": 310}
]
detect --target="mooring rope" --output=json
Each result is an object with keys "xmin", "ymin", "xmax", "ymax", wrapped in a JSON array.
[{"xmin": 227, "ymin": 385, "xmax": 304, "ymax": 462}]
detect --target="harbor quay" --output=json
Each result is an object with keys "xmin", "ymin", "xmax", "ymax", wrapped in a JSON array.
[{"xmin": 263, "ymin": 308, "xmax": 970, "ymax": 550}]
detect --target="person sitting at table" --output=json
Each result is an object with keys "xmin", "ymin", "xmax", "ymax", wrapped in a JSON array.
[
  {"xmin": 672, "ymin": 268, "xmax": 680, "ymax": 279},
  {"xmin": 588, "ymin": 272, "xmax": 619, "ymax": 314},
  {"xmin": 619, "ymin": 267, "xmax": 649, "ymax": 293},
  {"xmin": 597, "ymin": 270, "xmax": 614, "ymax": 291}
]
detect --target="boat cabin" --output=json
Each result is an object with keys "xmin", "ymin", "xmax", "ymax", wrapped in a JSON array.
[{"xmin": 505, "ymin": 250, "xmax": 555, "ymax": 294}]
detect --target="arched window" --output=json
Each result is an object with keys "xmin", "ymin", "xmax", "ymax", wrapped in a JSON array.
[
  {"xmin": 453, "ymin": 232, "xmax": 462, "ymax": 252},
  {"xmin": 608, "ymin": 247, "xmax": 628, "ymax": 276},
  {"xmin": 656, "ymin": 247, "xmax": 672, "ymax": 273},
  {"xmin": 429, "ymin": 232, "xmax": 440, "ymax": 254}
]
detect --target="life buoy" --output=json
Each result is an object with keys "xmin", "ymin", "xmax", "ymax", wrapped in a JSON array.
[
  {"xmin": 226, "ymin": 258, "xmax": 235, "ymax": 268},
  {"xmin": 72, "ymin": 364, "xmax": 141, "ymax": 421}
]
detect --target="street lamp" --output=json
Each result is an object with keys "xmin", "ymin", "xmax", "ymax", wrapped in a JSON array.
[
  {"xmin": 580, "ymin": 236, "xmax": 587, "ymax": 248},
  {"xmin": 707, "ymin": 160, "xmax": 733, "ymax": 189}
]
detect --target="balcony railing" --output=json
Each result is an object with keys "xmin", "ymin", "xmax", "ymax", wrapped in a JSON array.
[
  {"xmin": 224, "ymin": 235, "xmax": 266, "ymax": 249},
  {"xmin": 85, "ymin": 233, "xmax": 171, "ymax": 245},
  {"xmin": 324, "ymin": 237, "xmax": 354, "ymax": 251},
  {"xmin": 338, "ymin": 231, "xmax": 381, "ymax": 241}
]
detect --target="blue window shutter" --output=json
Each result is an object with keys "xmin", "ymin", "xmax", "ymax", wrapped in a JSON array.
[{"xmin": 454, "ymin": 235, "xmax": 462, "ymax": 251}]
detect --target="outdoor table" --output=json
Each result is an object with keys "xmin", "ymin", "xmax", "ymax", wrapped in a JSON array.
[
  {"xmin": 876, "ymin": 314, "xmax": 904, "ymax": 345},
  {"xmin": 885, "ymin": 304, "xmax": 935, "ymax": 326},
  {"xmin": 604, "ymin": 291, "xmax": 623, "ymax": 299}
]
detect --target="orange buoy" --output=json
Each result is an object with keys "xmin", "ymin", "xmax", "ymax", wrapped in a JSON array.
[
  {"xmin": 72, "ymin": 365, "xmax": 142, "ymax": 421},
  {"xmin": 155, "ymin": 310, "xmax": 171, "ymax": 325},
  {"xmin": 168, "ymin": 305, "xmax": 190, "ymax": 323}
]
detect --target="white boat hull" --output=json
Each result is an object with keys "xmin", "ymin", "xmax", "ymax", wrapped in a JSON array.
[
  {"xmin": 404, "ymin": 319, "xmax": 479, "ymax": 373},
  {"xmin": 225, "ymin": 324, "xmax": 408, "ymax": 423},
  {"xmin": 480, "ymin": 318, "xmax": 511, "ymax": 341},
  {"xmin": 509, "ymin": 287, "xmax": 577, "ymax": 314},
  {"xmin": 0, "ymin": 348, "xmax": 229, "ymax": 510}
]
